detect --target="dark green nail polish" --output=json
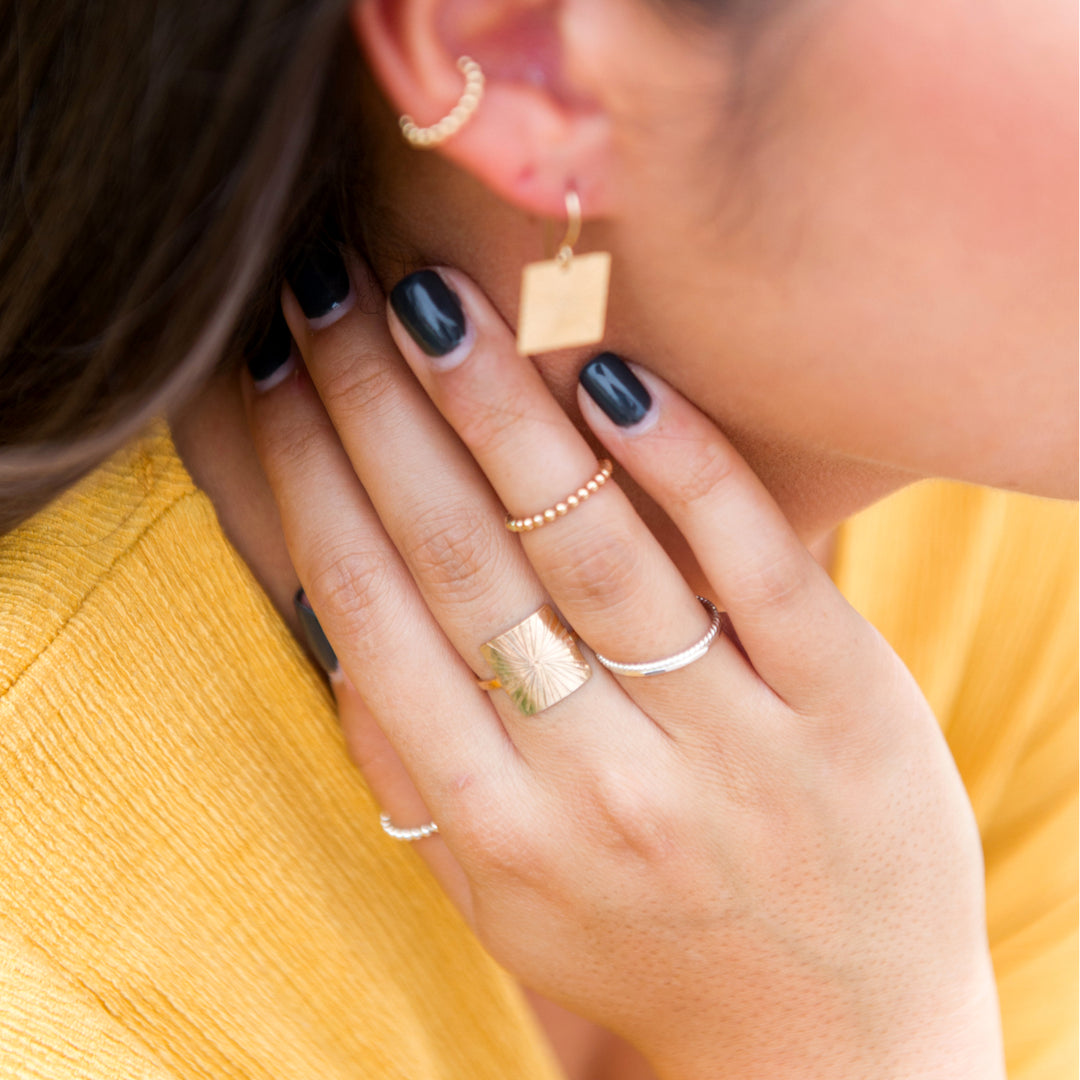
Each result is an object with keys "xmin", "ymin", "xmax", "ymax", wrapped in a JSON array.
[
  {"xmin": 288, "ymin": 244, "xmax": 351, "ymax": 322},
  {"xmin": 294, "ymin": 589, "xmax": 338, "ymax": 675},
  {"xmin": 247, "ymin": 305, "xmax": 294, "ymax": 386},
  {"xmin": 580, "ymin": 353, "xmax": 652, "ymax": 427},
  {"xmin": 390, "ymin": 270, "xmax": 466, "ymax": 357}
]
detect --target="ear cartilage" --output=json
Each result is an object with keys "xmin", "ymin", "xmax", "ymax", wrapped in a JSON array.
[{"xmin": 400, "ymin": 57, "xmax": 485, "ymax": 149}]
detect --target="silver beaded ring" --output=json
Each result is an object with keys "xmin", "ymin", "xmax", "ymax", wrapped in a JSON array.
[{"xmin": 379, "ymin": 812, "xmax": 439, "ymax": 842}]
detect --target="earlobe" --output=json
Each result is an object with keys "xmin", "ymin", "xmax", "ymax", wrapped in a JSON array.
[{"xmin": 349, "ymin": 0, "xmax": 618, "ymax": 220}]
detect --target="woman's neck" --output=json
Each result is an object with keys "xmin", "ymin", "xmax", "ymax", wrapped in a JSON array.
[{"xmin": 171, "ymin": 370, "xmax": 303, "ymax": 633}]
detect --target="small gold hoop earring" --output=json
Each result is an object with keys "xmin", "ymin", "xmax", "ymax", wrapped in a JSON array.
[
  {"xmin": 400, "ymin": 57, "xmax": 485, "ymax": 149},
  {"xmin": 516, "ymin": 187, "xmax": 612, "ymax": 355},
  {"xmin": 554, "ymin": 189, "xmax": 582, "ymax": 268}
]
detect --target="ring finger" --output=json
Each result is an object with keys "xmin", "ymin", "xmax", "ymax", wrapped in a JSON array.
[
  {"xmin": 244, "ymin": 336, "xmax": 521, "ymax": 837},
  {"xmin": 273, "ymin": 251, "xmax": 652, "ymax": 769}
]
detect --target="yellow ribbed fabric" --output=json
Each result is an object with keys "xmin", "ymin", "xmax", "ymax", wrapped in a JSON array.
[
  {"xmin": 0, "ymin": 427, "xmax": 563, "ymax": 1080},
  {"xmin": 0, "ymin": 426, "xmax": 1075, "ymax": 1078},
  {"xmin": 832, "ymin": 478, "xmax": 1078, "ymax": 1079}
]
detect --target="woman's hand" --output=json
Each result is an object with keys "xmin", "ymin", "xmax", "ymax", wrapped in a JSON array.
[{"xmin": 245, "ymin": 254, "xmax": 1004, "ymax": 1079}]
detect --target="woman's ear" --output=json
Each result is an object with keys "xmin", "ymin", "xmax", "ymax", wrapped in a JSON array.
[{"xmin": 350, "ymin": 0, "xmax": 622, "ymax": 220}]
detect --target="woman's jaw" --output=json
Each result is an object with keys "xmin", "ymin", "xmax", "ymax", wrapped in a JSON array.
[{"xmin": 350, "ymin": 0, "xmax": 1076, "ymax": 530}]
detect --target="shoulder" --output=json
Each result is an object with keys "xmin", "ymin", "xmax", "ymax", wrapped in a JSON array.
[
  {"xmin": 0, "ymin": 922, "xmax": 176, "ymax": 1079},
  {"xmin": 0, "ymin": 426, "xmax": 565, "ymax": 1080},
  {"xmin": 0, "ymin": 423, "xmax": 202, "ymax": 695}
]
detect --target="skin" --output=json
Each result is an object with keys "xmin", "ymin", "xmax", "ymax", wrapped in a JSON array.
[
  {"xmin": 178, "ymin": 0, "xmax": 1078, "ymax": 642},
  {"xmin": 172, "ymin": 0, "xmax": 1076, "ymax": 1073},
  {"xmin": 244, "ymin": 259, "xmax": 1004, "ymax": 1079}
]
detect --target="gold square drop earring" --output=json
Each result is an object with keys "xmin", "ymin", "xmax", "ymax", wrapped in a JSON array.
[
  {"xmin": 516, "ymin": 189, "xmax": 611, "ymax": 356},
  {"xmin": 395, "ymin": 66, "xmax": 609, "ymax": 356}
]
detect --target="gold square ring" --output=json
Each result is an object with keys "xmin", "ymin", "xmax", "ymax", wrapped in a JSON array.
[{"xmin": 477, "ymin": 605, "xmax": 592, "ymax": 716}]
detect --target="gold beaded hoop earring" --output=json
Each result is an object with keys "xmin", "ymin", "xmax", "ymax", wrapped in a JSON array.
[{"xmin": 399, "ymin": 57, "xmax": 485, "ymax": 149}]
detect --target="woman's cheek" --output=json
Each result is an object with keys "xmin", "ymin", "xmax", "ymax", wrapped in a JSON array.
[
  {"xmin": 816, "ymin": 0, "xmax": 1076, "ymax": 275},
  {"xmin": 714, "ymin": 0, "xmax": 1078, "ymax": 491}
]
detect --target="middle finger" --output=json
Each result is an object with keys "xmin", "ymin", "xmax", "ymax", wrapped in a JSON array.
[{"xmin": 281, "ymin": 253, "xmax": 648, "ymax": 767}]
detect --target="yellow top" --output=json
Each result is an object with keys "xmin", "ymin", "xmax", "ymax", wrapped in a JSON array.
[{"xmin": 0, "ymin": 426, "xmax": 1074, "ymax": 1078}]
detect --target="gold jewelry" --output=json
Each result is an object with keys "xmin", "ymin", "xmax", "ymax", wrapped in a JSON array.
[
  {"xmin": 478, "ymin": 604, "xmax": 592, "ymax": 716},
  {"xmin": 400, "ymin": 57, "xmax": 485, "ymax": 148},
  {"xmin": 505, "ymin": 459, "xmax": 613, "ymax": 533},
  {"xmin": 516, "ymin": 188, "xmax": 611, "ymax": 355},
  {"xmin": 593, "ymin": 596, "xmax": 722, "ymax": 677}
]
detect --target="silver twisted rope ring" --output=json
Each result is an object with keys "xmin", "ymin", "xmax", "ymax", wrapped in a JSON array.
[{"xmin": 593, "ymin": 596, "xmax": 722, "ymax": 677}]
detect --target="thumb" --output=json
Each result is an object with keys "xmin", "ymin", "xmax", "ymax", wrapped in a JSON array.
[{"xmin": 294, "ymin": 589, "xmax": 473, "ymax": 918}]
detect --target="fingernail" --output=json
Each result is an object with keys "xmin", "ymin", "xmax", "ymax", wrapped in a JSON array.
[
  {"xmin": 288, "ymin": 243, "xmax": 353, "ymax": 327},
  {"xmin": 579, "ymin": 353, "xmax": 653, "ymax": 428},
  {"xmin": 294, "ymin": 588, "xmax": 339, "ymax": 675},
  {"xmin": 389, "ymin": 269, "xmax": 467, "ymax": 358},
  {"xmin": 247, "ymin": 305, "xmax": 296, "ymax": 391}
]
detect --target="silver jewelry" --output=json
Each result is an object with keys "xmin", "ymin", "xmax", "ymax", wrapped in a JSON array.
[
  {"xmin": 379, "ymin": 812, "xmax": 439, "ymax": 842},
  {"xmin": 593, "ymin": 596, "xmax": 722, "ymax": 677}
]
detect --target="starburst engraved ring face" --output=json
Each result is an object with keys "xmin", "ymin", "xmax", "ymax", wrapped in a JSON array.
[{"xmin": 479, "ymin": 605, "xmax": 592, "ymax": 716}]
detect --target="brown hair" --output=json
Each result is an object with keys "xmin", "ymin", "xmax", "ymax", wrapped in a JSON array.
[
  {"xmin": 0, "ymin": 0, "xmax": 763, "ymax": 536},
  {"xmin": 0, "ymin": 0, "xmax": 357, "ymax": 533}
]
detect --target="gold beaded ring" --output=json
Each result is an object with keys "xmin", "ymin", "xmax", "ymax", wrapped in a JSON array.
[
  {"xmin": 399, "ymin": 57, "xmax": 485, "ymax": 149},
  {"xmin": 505, "ymin": 459, "xmax": 613, "ymax": 533}
]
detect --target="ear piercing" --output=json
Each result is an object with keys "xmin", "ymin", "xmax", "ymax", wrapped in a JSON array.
[
  {"xmin": 399, "ymin": 57, "xmax": 485, "ymax": 148},
  {"xmin": 516, "ymin": 188, "xmax": 611, "ymax": 355},
  {"xmin": 398, "ymin": 58, "xmax": 611, "ymax": 355}
]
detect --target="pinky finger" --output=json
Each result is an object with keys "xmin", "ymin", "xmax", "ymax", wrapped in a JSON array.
[{"xmin": 295, "ymin": 590, "xmax": 473, "ymax": 919}]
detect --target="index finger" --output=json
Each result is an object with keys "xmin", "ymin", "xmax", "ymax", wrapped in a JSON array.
[{"xmin": 577, "ymin": 361, "xmax": 879, "ymax": 713}]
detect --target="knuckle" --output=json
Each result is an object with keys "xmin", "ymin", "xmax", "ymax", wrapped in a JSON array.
[
  {"xmin": 546, "ymin": 521, "xmax": 646, "ymax": 614},
  {"xmin": 445, "ymin": 779, "xmax": 545, "ymax": 879},
  {"xmin": 315, "ymin": 349, "xmax": 400, "ymax": 423},
  {"xmin": 340, "ymin": 719, "xmax": 397, "ymax": 777},
  {"xmin": 801, "ymin": 639, "xmax": 926, "ymax": 770},
  {"xmin": 669, "ymin": 438, "xmax": 739, "ymax": 510},
  {"xmin": 457, "ymin": 820, "xmax": 544, "ymax": 884},
  {"xmin": 307, "ymin": 544, "xmax": 400, "ymax": 641},
  {"xmin": 733, "ymin": 548, "xmax": 813, "ymax": 614},
  {"xmin": 257, "ymin": 410, "xmax": 329, "ymax": 477},
  {"xmin": 579, "ymin": 762, "xmax": 679, "ymax": 863},
  {"xmin": 452, "ymin": 390, "xmax": 528, "ymax": 457},
  {"xmin": 406, "ymin": 502, "xmax": 509, "ymax": 609}
]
